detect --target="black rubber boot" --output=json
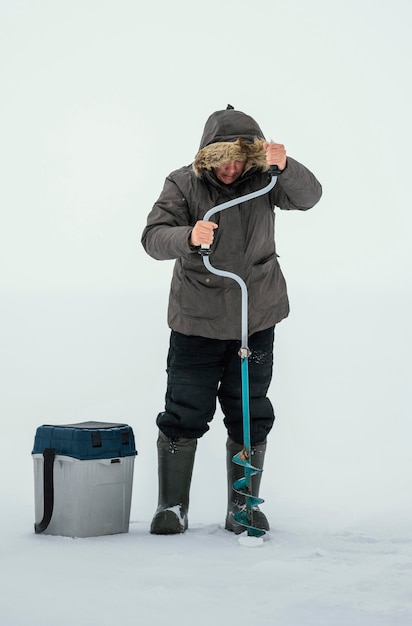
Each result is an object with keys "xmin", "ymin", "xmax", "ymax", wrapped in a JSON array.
[
  {"xmin": 225, "ymin": 437, "xmax": 269, "ymax": 534},
  {"xmin": 150, "ymin": 431, "xmax": 197, "ymax": 535}
]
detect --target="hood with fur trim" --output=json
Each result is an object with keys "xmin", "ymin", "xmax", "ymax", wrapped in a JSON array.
[{"xmin": 193, "ymin": 105, "xmax": 269, "ymax": 177}]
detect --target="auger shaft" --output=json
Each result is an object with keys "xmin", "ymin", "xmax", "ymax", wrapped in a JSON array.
[{"xmin": 201, "ymin": 169, "xmax": 279, "ymax": 538}]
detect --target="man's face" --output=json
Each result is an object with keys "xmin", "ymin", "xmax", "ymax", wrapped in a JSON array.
[{"xmin": 213, "ymin": 160, "xmax": 245, "ymax": 185}]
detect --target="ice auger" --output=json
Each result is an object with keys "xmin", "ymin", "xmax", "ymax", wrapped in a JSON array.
[{"xmin": 200, "ymin": 164, "xmax": 280, "ymax": 543}]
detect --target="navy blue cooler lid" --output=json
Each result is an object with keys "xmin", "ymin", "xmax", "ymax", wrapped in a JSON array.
[{"xmin": 32, "ymin": 421, "xmax": 137, "ymax": 460}]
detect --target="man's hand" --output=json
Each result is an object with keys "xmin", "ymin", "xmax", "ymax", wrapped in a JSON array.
[
  {"xmin": 190, "ymin": 221, "xmax": 218, "ymax": 247},
  {"xmin": 263, "ymin": 142, "xmax": 287, "ymax": 171}
]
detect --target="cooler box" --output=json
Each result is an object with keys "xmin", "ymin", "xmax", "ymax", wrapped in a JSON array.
[{"xmin": 32, "ymin": 421, "xmax": 137, "ymax": 538}]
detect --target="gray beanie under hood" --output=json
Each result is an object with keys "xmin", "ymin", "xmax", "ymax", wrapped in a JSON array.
[{"xmin": 193, "ymin": 105, "xmax": 269, "ymax": 177}]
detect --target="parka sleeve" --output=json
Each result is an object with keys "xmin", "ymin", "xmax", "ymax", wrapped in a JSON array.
[
  {"xmin": 273, "ymin": 157, "xmax": 322, "ymax": 211},
  {"xmin": 141, "ymin": 176, "xmax": 196, "ymax": 260}
]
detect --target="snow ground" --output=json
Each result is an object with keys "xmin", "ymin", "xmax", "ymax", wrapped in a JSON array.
[
  {"xmin": 2, "ymin": 488, "xmax": 412, "ymax": 625},
  {"xmin": 6, "ymin": 510, "xmax": 412, "ymax": 626}
]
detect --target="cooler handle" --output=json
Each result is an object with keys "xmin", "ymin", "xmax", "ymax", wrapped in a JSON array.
[{"xmin": 34, "ymin": 448, "xmax": 55, "ymax": 534}]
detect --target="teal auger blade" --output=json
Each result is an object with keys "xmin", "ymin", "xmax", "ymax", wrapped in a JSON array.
[
  {"xmin": 233, "ymin": 476, "xmax": 248, "ymax": 492},
  {"xmin": 233, "ymin": 480, "xmax": 264, "ymax": 507},
  {"xmin": 234, "ymin": 510, "xmax": 265, "ymax": 538},
  {"xmin": 232, "ymin": 451, "xmax": 266, "ymax": 537},
  {"xmin": 232, "ymin": 451, "xmax": 250, "ymax": 468},
  {"xmin": 232, "ymin": 452, "xmax": 262, "ymax": 473},
  {"xmin": 247, "ymin": 495, "xmax": 265, "ymax": 508},
  {"xmin": 244, "ymin": 526, "xmax": 265, "ymax": 538},
  {"xmin": 233, "ymin": 476, "xmax": 264, "ymax": 498}
]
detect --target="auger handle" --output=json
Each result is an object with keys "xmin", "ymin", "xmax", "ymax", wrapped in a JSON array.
[
  {"xmin": 200, "ymin": 243, "xmax": 212, "ymax": 256},
  {"xmin": 268, "ymin": 164, "xmax": 282, "ymax": 176}
]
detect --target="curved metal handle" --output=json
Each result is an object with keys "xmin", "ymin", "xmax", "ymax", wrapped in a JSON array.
[{"xmin": 199, "ymin": 172, "xmax": 278, "ymax": 257}]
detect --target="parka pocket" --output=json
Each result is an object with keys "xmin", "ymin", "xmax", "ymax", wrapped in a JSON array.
[
  {"xmin": 177, "ymin": 268, "xmax": 227, "ymax": 320},
  {"xmin": 249, "ymin": 254, "xmax": 287, "ymax": 313}
]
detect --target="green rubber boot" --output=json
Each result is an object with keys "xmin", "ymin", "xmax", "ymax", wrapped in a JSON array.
[
  {"xmin": 150, "ymin": 431, "xmax": 197, "ymax": 535},
  {"xmin": 225, "ymin": 437, "xmax": 269, "ymax": 534}
]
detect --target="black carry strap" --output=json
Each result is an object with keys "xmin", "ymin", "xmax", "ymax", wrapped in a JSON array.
[{"xmin": 34, "ymin": 448, "xmax": 56, "ymax": 534}]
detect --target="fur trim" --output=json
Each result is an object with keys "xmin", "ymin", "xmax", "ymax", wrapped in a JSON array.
[{"xmin": 193, "ymin": 138, "xmax": 269, "ymax": 177}]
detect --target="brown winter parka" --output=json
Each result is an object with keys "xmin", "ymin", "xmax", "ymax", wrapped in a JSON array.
[{"xmin": 141, "ymin": 109, "xmax": 322, "ymax": 340}]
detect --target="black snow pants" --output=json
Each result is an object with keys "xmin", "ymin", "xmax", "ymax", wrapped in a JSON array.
[{"xmin": 156, "ymin": 327, "xmax": 275, "ymax": 445}]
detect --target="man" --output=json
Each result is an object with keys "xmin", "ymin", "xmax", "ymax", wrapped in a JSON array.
[{"xmin": 141, "ymin": 105, "xmax": 322, "ymax": 535}]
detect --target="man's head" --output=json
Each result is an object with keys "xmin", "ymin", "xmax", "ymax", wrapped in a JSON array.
[
  {"xmin": 193, "ymin": 105, "xmax": 269, "ymax": 181},
  {"xmin": 213, "ymin": 160, "xmax": 246, "ymax": 185}
]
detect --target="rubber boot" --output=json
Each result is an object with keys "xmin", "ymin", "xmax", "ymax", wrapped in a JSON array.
[
  {"xmin": 225, "ymin": 437, "xmax": 270, "ymax": 534},
  {"xmin": 150, "ymin": 431, "xmax": 197, "ymax": 535}
]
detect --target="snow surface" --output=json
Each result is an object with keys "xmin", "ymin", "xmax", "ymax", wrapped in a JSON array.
[{"xmin": 1, "ymin": 0, "xmax": 412, "ymax": 624}]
